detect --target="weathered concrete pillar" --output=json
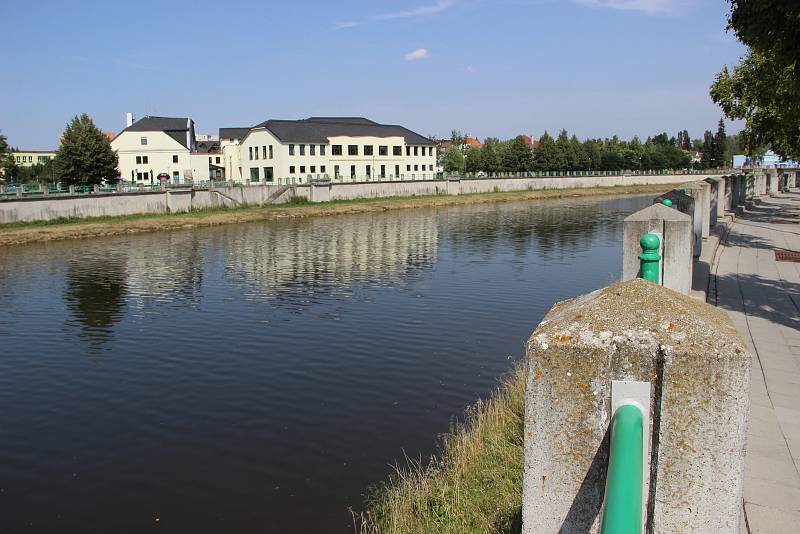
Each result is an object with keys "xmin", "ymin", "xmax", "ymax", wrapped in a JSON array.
[
  {"xmin": 41, "ymin": 185, "xmax": 49, "ymax": 197},
  {"xmin": 93, "ymin": 184, "xmax": 100, "ymax": 194},
  {"xmin": 723, "ymin": 175, "xmax": 733, "ymax": 211},
  {"xmin": 655, "ymin": 189, "xmax": 700, "ymax": 258},
  {"xmin": 623, "ymin": 203, "xmax": 693, "ymax": 294},
  {"xmin": 15, "ymin": 186, "xmax": 22, "ymax": 198},
  {"xmin": 681, "ymin": 181, "xmax": 711, "ymax": 240},
  {"xmin": 446, "ymin": 177, "xmax": 461, "ymax": 195},
  {"xmin": 116, "ymin": 182, "xmax": 123, "ymax": 193},
  {"xmin": 705, "ymin": 176, "xmax": 724, "ymax": 224},
  {"xmin": 165, "ymin": 189, "xmax": 192, "ymax": 213},
  {"xmin": 767, "ymin": 169, "xmax": 779, "ymax": 196},
  {"xmin": 309, "ymin": 181, "xmax": 331, "ymax": 202},
  {"xmin": 68, "ymin": 185, "xmax": 76, "ymax": 195},
  {"xmin": 522, "ymin": 279, "xmax": 750, "ymax": 534}
]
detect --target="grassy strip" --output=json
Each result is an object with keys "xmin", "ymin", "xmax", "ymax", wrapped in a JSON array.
[
  {"xmin": 0, "ymin": 183, "xmax": 682, "ymax": 246},
  {"xmin": 355, "ymin": 366, "xmax": 526, "ymax": 534}
]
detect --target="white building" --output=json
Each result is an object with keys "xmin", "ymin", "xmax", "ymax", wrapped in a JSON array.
[
  {"xmin": 235, "ymin": 117, "xmax": 437, "ymax": 184},
  {"xmin": 219, "ymin": 127, "xmax": 250, "ymax": 183},
  {"xmin": 111, "ymin": 114, "xmax": 222, "ymax": 184}
]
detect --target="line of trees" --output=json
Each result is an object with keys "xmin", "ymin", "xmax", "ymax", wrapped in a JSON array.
[{"xmin": 443, "ymin": 123, "xmax": 731, "ymax": 174}]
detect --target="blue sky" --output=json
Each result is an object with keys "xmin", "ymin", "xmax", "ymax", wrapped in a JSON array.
[{"xmin": 3, "ymin": 0, "xmax": 745, "ymax": 149}]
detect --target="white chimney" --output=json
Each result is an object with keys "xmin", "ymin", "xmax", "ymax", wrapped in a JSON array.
[{"xmin": 125, "ymin": 112, "xmax": 134, "ymax": 127}]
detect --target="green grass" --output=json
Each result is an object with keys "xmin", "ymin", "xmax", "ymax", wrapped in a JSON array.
[{"xmin": 355, "ymin": 366, "xmax": 526, "ymax": 534}]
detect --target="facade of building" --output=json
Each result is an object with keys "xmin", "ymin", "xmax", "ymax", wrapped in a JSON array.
[
  {"xmin": 237, "ymin": 117, "xmax": 437, "ymax": 183},
  {"xmin": 111, "ymin": 115, "xmax": 222, "ymax": 183},
  {"xmin": 12, "ymin": 150, "xmax": 56, "ymax": 167},
  {"xmin": 219, "ymin": 127, "xmax": 250, "ymax": 183}
]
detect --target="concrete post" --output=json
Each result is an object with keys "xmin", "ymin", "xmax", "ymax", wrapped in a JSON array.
[
  {"xmin": 738, "ymin": 174, "xmax": 748, "ymax": 204},
  {"xmin": 309, "ymin": 181, "xmax": 331, "ymax": 203},
  {"xmin": 655, "ymin": 189, "xmax": 700, "ymax": 258},
  {"xmin": 705, "ymin": 176, "xmax": 724, "ymax": 224},
  {"xmin": 767, "ymin": 169, "xmax": 779, "ymax": 196},
  {"xmin": 522, "ymin": 279, "xmax": 750, "ymax": 534},
  {"xmin": 69, "ymin": 185, "xmax": 76, "ymax": 195},
  {"xmin": 623, "ymin": 203, "xmax": 693, "ymax": 295},
  {"xmin": 116, "ymin": 182, "xmax": 123, "ymax": 193},
  {"xmin": 93, "ymin": 184, "xmax": 100, "ymax": 194},
  {"xmin": 723, "ymin": 175, "xmax": 733, "ymax": 211},
  {"xmin": 16, "ymin": 187, "xmax": 22, "ymax": 198},
  {"xmin": 681, "ymin": 181, "xmax": 711, "ymax": 240},
  {"xmin": 41, "ymin": 185, "xmax": 49, "ymax": 197}
]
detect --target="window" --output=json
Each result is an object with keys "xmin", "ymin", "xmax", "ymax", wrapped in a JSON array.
[
  {"xmin": 289, "ymin": 144, "xmax": 295, "ymax": 156},
  {"xmin": 173, "ymin": 155, "xmax": 178, "ymax": 163},
  {"xmin": 332, "ymin": 145, "xmax": 342, "ymax": 156},
  {"xmin": 143, "ymin": 156, "xmax": 149, "ymax": 164},
  {"xmin": 406, "ymin": 146, "xmax": 410, "ymax": 156},
  {"xmin": 216, "ymin": 157, "xmax": 221, "ymax": 164},
  {"xmin": 140, "ymin": 137, "xmax": 148, "ymax": 145},
  {"xmin": 300, "ymin": 166, "xmax": 306, "ymax": 173},
  {"xmin": 250, "ymin": 168, "xmax": 259, "ymax": 181},
  {"xmin": 407, "ymin": 165, "xmax": 411, "ymax": 171},
  {"xmin": 310, "ymin": 144, "xmax": 315, "ymax": 156},
  {"xmin": 262, "ymin": 146, "xmax": 267, "ymax": 159},
  {"xmin": 136, "ymin": 172, "xmax": 144, "ymax": 180},
  {"xmin": 380, "ymin": 165, "xmax": 386, "ymax": 177},
  {"xmin": 269, "ymin": 145, "xmax": 273, "ymax": 159},
  {"xmin": 249, "ymin": 147, "xmax": 253, "ymax": 160},
  {"xmin": 394, "ymin": 146, "xmax": 402, "ymax": 156},
  {"xmin": 320, "ymin": 144, "xmax": 326, "ymax": 156},
  {"xmin": 366, "ymin": 165, "xmax": 371, "ymax": 176},
  {"xmin": 350, "ymin": 165, "xmax": 356, "ymax": 178},
  {"xmin": 264, "ymin": 167, "xmax": 274, "ymax": 182},
  {"xmin": 348, "ymin": 145, "xmax": 358, "ymax": 156},
  {"xmin": 395, "ymin": 165, "xmax": 400, "ymax": 176},
  {"xmin": 289, "ymin": 166, "xmax": 296, "ymax": 174},
  {"xmin": 254, "ymin": 147, "xmax": 259, "ymax": 160},
  {"xmin": 429, "ymin": 165, "xmax": 434, "ymax": 171},
  {"xmin": 414, "ymin": 164, "xmax": 418, "ymax": 171},
  {"xmin": 320, "ymin": 165, "xmax": 326, "ymax": 173},
  {"xmin": 136, "ymin": 156, "xmax": 142, "ymax": 164},
  {"xmin": 379, "ymin": 146, "xmax": 388, "ymax": 156},
  {"xmin": 364, "ymin": 145, "xmax": 373, "ymax": 156},
  {"xmin": 209, "ymin": 157, "xmax": 212, "ymax": 164},
  {"xmin": 414, "ymin": 146, "xmax": 419, "ymax": 156},
  {"xmin": 300, "ymin": 144, "xmax": 305, "ymax": 156},
  {"xmin": 173, "ymin": 171, "xmax": 179, "ymax": 179},
  {"xmin": 334, "ymin": 165, "xmax": 340, "ymax": 177},
  {"xmin": 310, "ymin": 165, "xmax": 316, "ymax": 173},
  {"xmin": 429, "ymin": 147, "xmax": 434, "ymax": 156}
]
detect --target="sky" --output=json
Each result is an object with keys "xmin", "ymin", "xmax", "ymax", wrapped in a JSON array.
[{"xmin": 2, "ymin": 0, "xmax": 746, "ymax": 149}]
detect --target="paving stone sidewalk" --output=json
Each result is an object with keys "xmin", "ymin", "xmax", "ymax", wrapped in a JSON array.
[{"xmin": 710, "ymin": 192, "xmax": 800, "ymax": 533}]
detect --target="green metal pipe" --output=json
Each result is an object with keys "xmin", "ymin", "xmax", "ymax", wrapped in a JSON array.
[{"xmin": 600, "ymin": 404, "xmax": 645, "ymax": 534}]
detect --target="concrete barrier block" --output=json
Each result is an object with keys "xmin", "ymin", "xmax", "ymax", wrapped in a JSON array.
[
  {"xmin": 705, "ymin": 176, "xmax": 724, "ymax": 224},
  {"xmin": 654, "ymin": 189, "xmax": 700, "ymax": 259},
  {"xmin": 623, "ymin": 203, "xmax": 693, "ymax": 294},
  {"xmin": 522, "ymin": 279, "xmax": 750, "ymax": 534},
  {"xmin": 309, "ymin": 181, "xmax": 331, "ymax": 202},
  {"xmin": 680, "ymin": 181, "xmax": 710, "ymax": 240}
]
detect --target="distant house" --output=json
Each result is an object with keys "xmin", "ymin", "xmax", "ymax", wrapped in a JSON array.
[
  {"xmin": 463, "ymin": 136, "xmax": 482, "ymax": 149},
  {"xmin": 11, "ymin": 150, "xmax": 56, "ymax": 167},
  {"xmin": 521, "ymin": 135, "xmax": 540, "ymax": 149},
  {"xmin": 733, "ymin": 150, "xmax": 798, "ymax": 169}
]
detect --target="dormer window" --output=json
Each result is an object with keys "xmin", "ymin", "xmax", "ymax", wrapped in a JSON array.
[{"xmin": 140, "ymin": 137, "xmax": 148, "ymax": 145}]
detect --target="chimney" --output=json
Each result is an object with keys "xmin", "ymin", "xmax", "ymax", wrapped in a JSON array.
[{"xmin": 125, "ymin": 112, "xmax": 134, "ymax": 128}]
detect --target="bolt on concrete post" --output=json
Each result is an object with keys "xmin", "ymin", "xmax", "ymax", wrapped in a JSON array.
[{"xmin": 639, "ymin": 233, "xmax": 661, "ymax": 284}]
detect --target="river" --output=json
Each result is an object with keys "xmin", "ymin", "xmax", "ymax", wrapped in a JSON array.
[{"xmin": 0, "ymin": 194, "xmax": 651, "ymax": 533}]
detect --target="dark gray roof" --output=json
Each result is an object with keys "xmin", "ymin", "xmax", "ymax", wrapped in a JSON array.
[
  {"xmin": 194, "ymin": 140, "xmax": 221, "ymax": 154},
  {"xmin": 250, "ymin": 117, "xmax": 434, "ymax": 146},
  {"xmin": 219, "ymin": 127, "xmax": 251, "ymax": 140},
  {"xmin": 120, "ymin": 116, "xmax": 192, "ymax": 148}
]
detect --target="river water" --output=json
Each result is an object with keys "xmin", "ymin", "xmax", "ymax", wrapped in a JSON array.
[{"xmin": 0, "ymin": 194, "xmax": 651, "ymax": 533}]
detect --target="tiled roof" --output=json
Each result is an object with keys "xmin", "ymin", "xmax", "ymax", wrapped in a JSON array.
[
  {"xmin": 219, "ymin": 127, "xmax": 251, "ymax": 140},
  {"xmin": 119, "ymin": 116, "xmax": 192, "ymax": 148}
]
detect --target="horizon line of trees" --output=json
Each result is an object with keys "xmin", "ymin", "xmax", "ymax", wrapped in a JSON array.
[{"xmin": 442, "ymin": 121, "xmax": 733, "ymax": 174}]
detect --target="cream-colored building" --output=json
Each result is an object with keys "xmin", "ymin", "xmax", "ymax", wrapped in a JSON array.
[
  {"xmin": 235, "ymin": 117, "xmax": 437, "ymax": 184},
  {"xmin": 12, "ymin": 150, "xmax": 56, "ymax": 167},
  {"xmin": 111, "ymin": 115, "xmax": 222, "ymax": 184},
  {"xmin": 219, "ymin": 127, "xmax": 249, "ymax": 183}
]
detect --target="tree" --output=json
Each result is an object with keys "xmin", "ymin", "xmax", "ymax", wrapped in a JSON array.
[
  {"xmin": 503, "ymin": 135, "xmax": 534, "ymax": 172},
  {"xmin": 442, "ymin": 146, "xmax": 465, "ymax": 173},
  {"xmin": 480, "ymin": 138, "xmax": 501, "ymax": 174},
  {"xmin": 465, "ymin": 146, "xmax": 482, "ymax": 173},
  {"xmin": 0, "ymin": 133, "xmax": 16, "ymax": 180},
  {"xmin": 680, "ymin": 129, "xmax": 691, "ymax": 150},
  {"xmin": 55, "ymin": 113, "xmax": 119, "ymax": 185},
  {"xmin": 714, "ymin": 118, "xmax": 728, "ymax": 167},
  {"xmin": 710, "ymin": 1, "xmax": 800, "ymax": 159}
]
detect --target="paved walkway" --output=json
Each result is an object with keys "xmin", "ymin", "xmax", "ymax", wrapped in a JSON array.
[{"xmin": 710, "ymin": 193, "xmax": 800, "ymax": 533}]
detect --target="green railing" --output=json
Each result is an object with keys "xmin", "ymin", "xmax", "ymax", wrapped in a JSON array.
[{"xmin": 600, "ymin": 403, "xmax": 645, "ymax": 534}]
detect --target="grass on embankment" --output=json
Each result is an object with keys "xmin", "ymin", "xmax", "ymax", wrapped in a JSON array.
[
  {"xmin": 0, "ymin": 183, "xmax": 682, "ymax": 247},
  {"xmin": 355, "ymin": 365, "xmax": 526, "ymax": 534}
]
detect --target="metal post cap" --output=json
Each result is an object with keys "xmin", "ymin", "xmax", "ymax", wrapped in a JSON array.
[
  {"xmin": 639, "ymin": 233, "xmax": 660, "ymax": 258},
  {"xmin": 662, "ymin": 198, "xmax": 673, "ymax": 207}
]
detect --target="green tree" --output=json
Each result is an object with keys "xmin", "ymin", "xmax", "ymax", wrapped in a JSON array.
[
  {"xmin": 480, "ymin": 138, "xmax": 501, "ymax": 174},
  {"xmin": 465, "ymin": 146, "xmax": 482, "ymax": 173},
  {"xmin": 502, "ymin": 136, "xmax": 534, "ymax": 172},
  {"xmin": 533, "ymin": 132, "xmax": 558, "ymax": 172},
  {"xmin": 55, "ymin": 113, "xmax": 119, "ymax": 185},
  {"xmin": 442, "ymin": 146, "xmax": 465, "ymax": 173},
  {"xmin": 0, "ymin": 133, "xmax": 16, "ymax": 180},
  {"xmin": 714, "ymin": 118, "xmax": 728, "ymax": 167},
  {"xmin": 710, "ymin": 1, "xmax": 800, "ymax": 159}
]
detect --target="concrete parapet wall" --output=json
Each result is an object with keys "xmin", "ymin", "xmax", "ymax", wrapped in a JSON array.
[
  {"xmin": 522, "ymin": 280, "xmax": 750, "ymax": 533},
  {"xmin": 0, "ymin": 191, "xmax": 169, "ymax": 224}
]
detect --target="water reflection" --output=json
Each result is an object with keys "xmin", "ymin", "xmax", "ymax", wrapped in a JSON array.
[{"xmin": 64, "ymin": 253, "xmax": 128, "ymax": 344}]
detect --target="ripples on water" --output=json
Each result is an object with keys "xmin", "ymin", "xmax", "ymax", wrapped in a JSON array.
[{"xmin": 0, "ymin": 195, "xmax": 650, "ymax": 533}]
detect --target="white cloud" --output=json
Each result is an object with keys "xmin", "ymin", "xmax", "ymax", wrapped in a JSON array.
[
  {"xmin": 335, "ymin": 0, "xmax": 456, "ymax": 30},
  {"xmin": 466, "ymin": 65, "xmax": 477, "ymax": 74},
  {"xmin": 574, "ymin": 0, "xmax": 683, "ymax": 15},
  {"xmin": 405, "ymin": 48, "xmax": 430, "ymax": 61}
]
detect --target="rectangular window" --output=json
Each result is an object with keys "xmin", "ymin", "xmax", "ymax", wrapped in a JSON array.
[
  {"xmin": 348, "ymin": 145, "xmax": 358, "ymax": 156},
  {"xmin": 300, "ymin": 165, "xmax": 306, "ymax": 173},
  {"xmin": 406, "ymin": 164, "xmax": 411, "ymax": 171},
  {"xmin": 250, "ymin": 168, "xmax": 259, "ymax": 181},
  {"xmin": 332, "ymin": 145, "xmax": 342, "ymax": 156},
  {"xmin": 429, "ymin": 147, "xmax": 434, "ymax": 156},
  {"xmin": 254, "ymin": 147, "xmax": 259, "ymax": 160},
  {"xmin": 136, "ymin": 172, "xmax": 143, "ymax": 180},
  {"xmin": 300, "ymin": 144, "xmax": 305, "ymax": 156},
  {"xmin": 334, "ymin": 165, "xmax": 339, "ymax": 177},
  {"xmin": 394, "ymin": 146, "xmax": 402, "ymax": 156},
  {"xmin": 414, "ymin": 164, "xmax": 418, "ymax": 171},
  {"xmin": 173, "ymin": 155, "xmax": 178, "ymax": 163},
  {"xmin": 429, "ymin": 164, "xmax": 434, "ymax": 171},
  {"xmin": 269, "ymin": 145, "xmax": 273, "ymax": 159},
  {"xmin": 262, "ymin": 146, "xmax": 267, "ymax": 159},
  {"xmin": 320, "ymin": 165, "xmax": 326, "ymax": 173},
  {"xmin": 173, "ymin": 171, "xmax": 179, "ymax": 179},
  {"xmin": 395, "ymin": 165, "xmax": 400, "ymax": 176},
  {"xmin": 264, "ymin": 167, "xmax": 274, "ymax": 182},
  {"xmin": 248, "ymin": 147, "xmax": 253, "ymax": 160},
  {"xmin": 320, "ymin": 144, "xmax": 326, "ymax": 156},
  {"xmin": 216, "ymin": 157, "xmax": 221, "ymax": 164},
  {"xmin": 364, "ymin": 145, "xmax": 373, "ymax": 156},
  {"xmin": 380, "ymin": 165, "xmax": 386, "ymax": 177},
  {"xmin": 209, "ymin": 157, "xmax": 212, "ymax": 164},
  {"xmin": 379, "ymin": 146, "xmax": 388, "ymax": 156},
  {"xmin": 289, "ymin": 144, "xmax": 295, "ymax": 156},
  {"xmin": 140, "ymin": 137, "xmax": 148, "ymax": 145},
  {"xmin": 366, "ymin": 165, "xmax": 371, "ymax": 176},
  {"xmin": 310, "ymin": 165, "xmax": 316, "ymax": 173},
  {"xmin": 414, "ymin": 146, "xmax": 419, "ymax": 156},
  {"xmin": 406, "ymin": 146, "xmax": 410, "ymax": 156},
  {"xmin": 143, "ymin": 156, "xmax": 148, "ymax": 164},
  {"xmin": 350, "ymin": 165, "xmax": 356, "ymax": 178},
  {"xmin": 289, "ymin": 166, "xmax": 296, "ymax": 174},
  {"xmin": 136, "ymin": 156, "xmax": 142, "ymax": 164},
  {"xmin": 310, "ymin": 144, "xmax": 315, "ymax": 156}
]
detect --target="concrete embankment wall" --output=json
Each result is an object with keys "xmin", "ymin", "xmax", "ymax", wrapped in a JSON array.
[{"xmin": 0, "ymin": 174, "xmax": 707, "ymax": 224}]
